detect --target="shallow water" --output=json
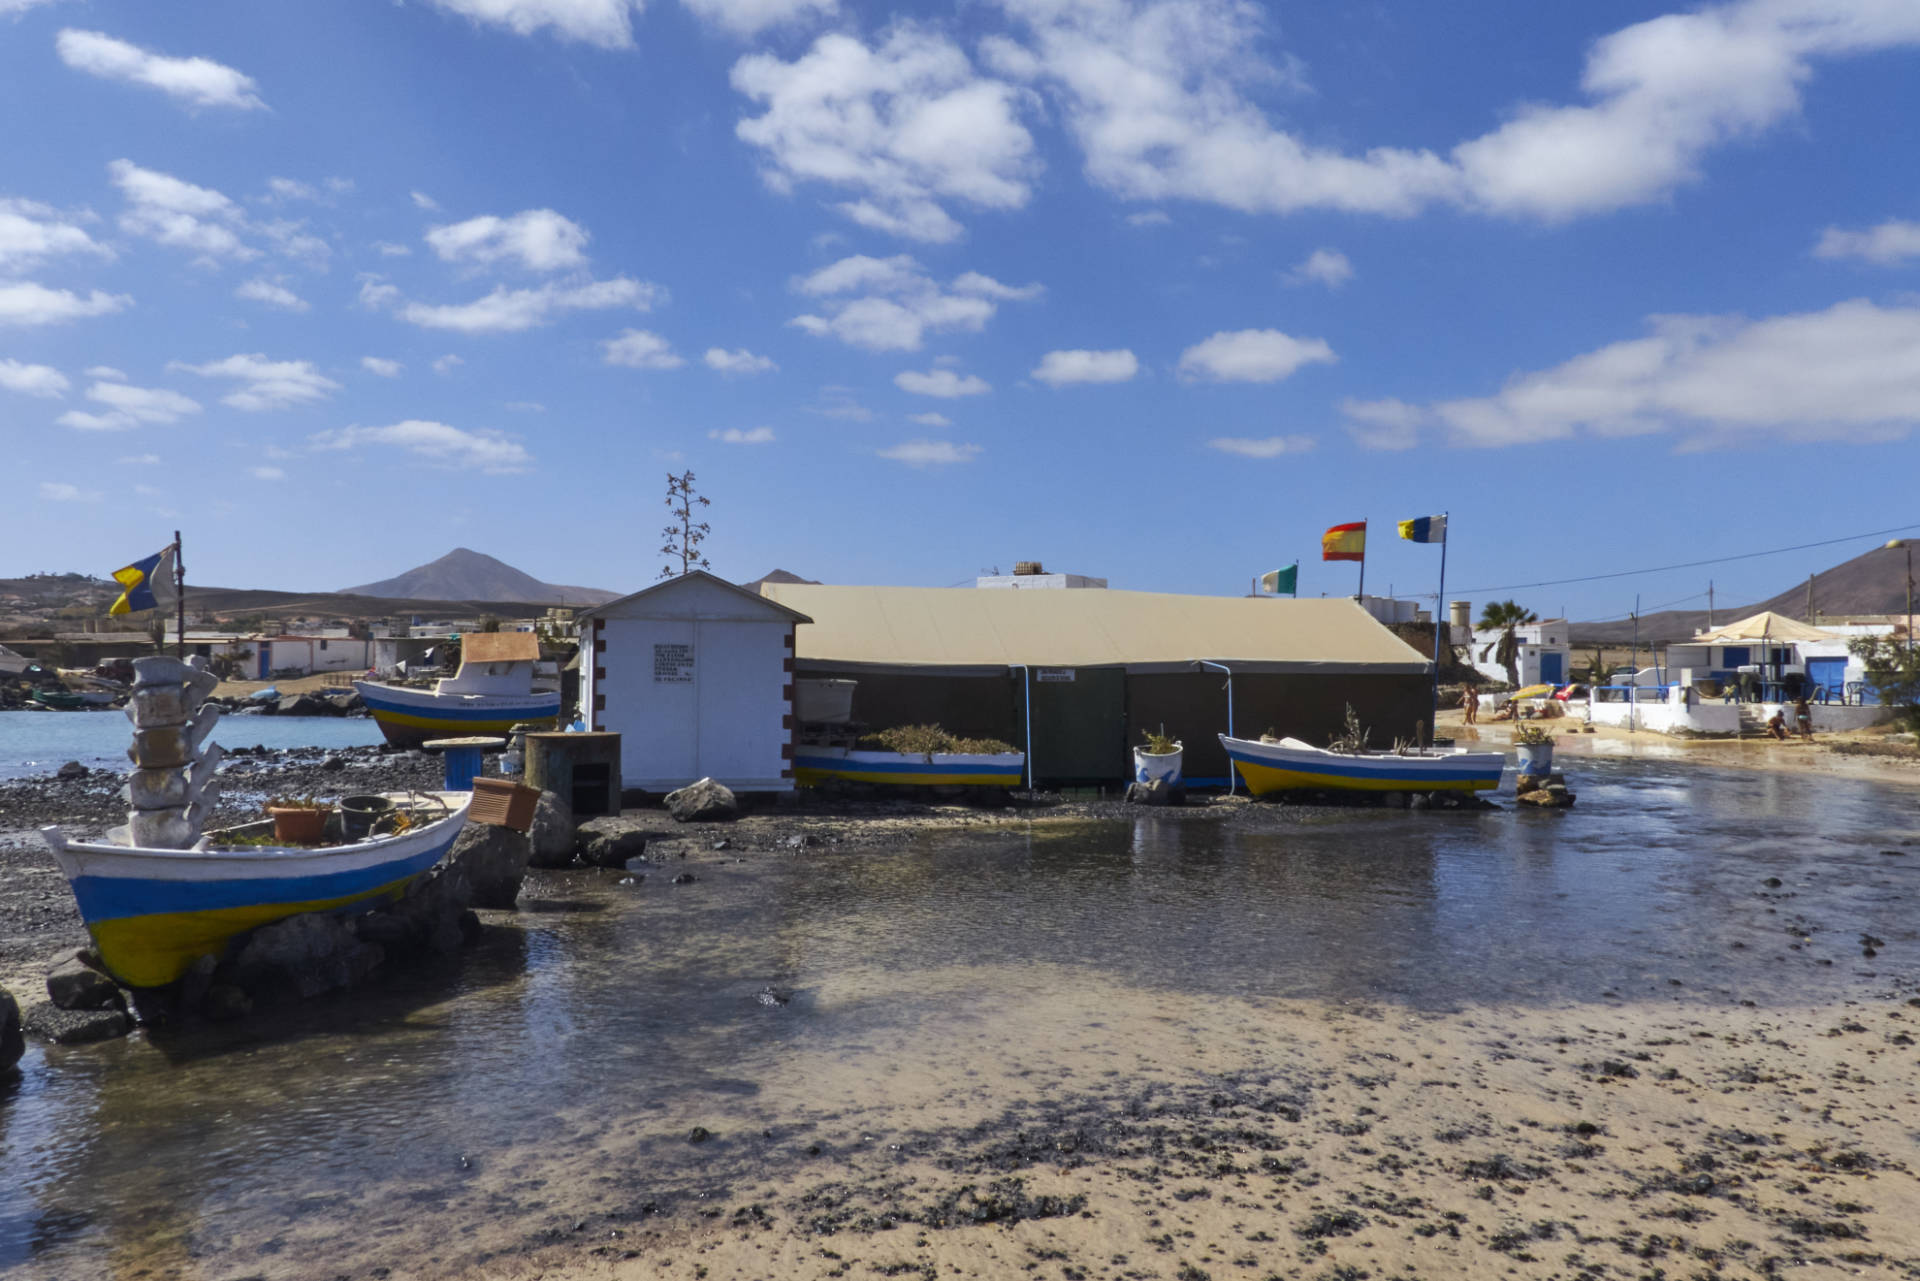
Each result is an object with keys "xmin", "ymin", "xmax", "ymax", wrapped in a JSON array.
[
  {"xmin": 0, "ymin": 710, "xmax": 384, "ymax": 780},
  {"xmin": 3, "ymin": 756, "xmax": 1917, "ymax": 1277}
]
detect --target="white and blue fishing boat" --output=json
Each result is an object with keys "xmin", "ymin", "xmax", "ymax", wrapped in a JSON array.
[
  {"xmin": 39, "ymin": 797, "xmax": 470, "ymax": 989},
  {"xmin": 793, "ymin": 745, "xmax": 1026, "ymax": 788},
  {"xmin": 1220, "ymin": 734, "xmax": 1505, "ymax": 796},
  {"xmin": 354, "ymin": 632, "xmax": 560, "ymax": 748}
]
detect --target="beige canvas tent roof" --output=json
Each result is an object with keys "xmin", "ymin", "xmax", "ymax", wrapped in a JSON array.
[
  {"xmin": 1691, "ymin": 611, "xmax": 1836, "ymax": 644},
  {"xmin": 757, "ymin": 583, "xmax": 1431, "ymax": 675},
  {"xmin": 458, "ymin": 631, "xmax": 542, "ymax": 663}
]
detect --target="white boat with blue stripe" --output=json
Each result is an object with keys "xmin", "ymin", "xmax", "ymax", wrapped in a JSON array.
[{"xmin": 1221, "ymin": 734, "xmax": 1505, "ymax": 796}]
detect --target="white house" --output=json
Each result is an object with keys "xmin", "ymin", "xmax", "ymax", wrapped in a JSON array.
[
  {"xmin": 1665, "ymin": 612, "xmax": 1868, "ymax": 703},
  {"xmin": 1469, "ymin": 618, "xmax": 1573, "ymax": 686},
  {"xmin": 578, "ymin": 572, "xmax": 812, "ymax": 794}
]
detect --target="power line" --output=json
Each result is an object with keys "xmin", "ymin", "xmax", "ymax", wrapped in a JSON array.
[{"xmin": 1452, "ymin": 520, "xmax": 1920, "ymax": 596}]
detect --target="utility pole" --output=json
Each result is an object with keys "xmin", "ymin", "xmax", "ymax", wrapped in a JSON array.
[
  {"xmin": 1708, "ymin": 580, "xmax": 1714, "ymax": 630},
  {"xmin": 1806, "ymin": 573, "xmax": 1815, "ymax": 623}
]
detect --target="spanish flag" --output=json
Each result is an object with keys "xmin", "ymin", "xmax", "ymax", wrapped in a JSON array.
[
  {"xmin": 1397, "ymin": 514, "xmax": 1447, "ymax": 544},
  {"xmin": 1321, "ymin": 521, "xmax": 1366, "ymax": 562},
  {"xmin": 109, "ymin": 545, "xmax": 176, "ymax": 616}
]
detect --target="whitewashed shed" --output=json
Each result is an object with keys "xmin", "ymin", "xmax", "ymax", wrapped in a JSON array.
[{"xmin": 579, "ymin": 572, "xmax": 811, "ymax": 794}]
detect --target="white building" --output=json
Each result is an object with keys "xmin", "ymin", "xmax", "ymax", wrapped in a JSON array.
[
  {"xmin": 1665, "ymin": 611, "xmax": 1868, "ymax": 703},
  {"xmin": 1468, "ymin": 618, "xmax": 1573, "ymax": 686},
  {"xmin": 976, "ymin": 562, "xmax": 1107, "ymax": 590},
  {"xmin": 578, "ymin": 572, "xmax": 812, "ymax": 794}
]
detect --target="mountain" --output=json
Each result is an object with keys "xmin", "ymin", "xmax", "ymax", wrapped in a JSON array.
[
  {"xmin": 341, "ymin": 549, "xmax": 620, "ymax": 605},
  {"xmin": 741, "ymin": 568, "xmax": 819, "ymax": 590}
]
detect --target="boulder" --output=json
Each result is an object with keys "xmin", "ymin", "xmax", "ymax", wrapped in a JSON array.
[
  {"xmin": 361, "ymin": 862, "xmax": 474, "ymax": 956},
  {"xmin": 576, "ymin": 816, "xmax": 650, "ymax": 868},
  {"xmin": 326, "ymin": 691, "xmax": 363, "ymax": 713},
  {"xmin": 527, "ymin": 789, "xmax": 576, "ymax": 868},
  {"xmin": 1517, "ymin": 786, "xmax": 1577, "ymax": 808},
  {"xmin": 56, "ymin": 760, "xmax": 88, "ymax": 781},
  {"xmin": 274, "ymin": 693, "xmax": 331, "ymax": 718},
  {"xmin": 22, "ymin": 1000, "xmax": 134, "ymax": 1045},
  {"xmin": 231, "ymin": 912, "xmax": 385, "ymax": 1000},
  {"xmin": 1, "ymin": 990, "xmax": 23, "ymax": 1072},
  {"xmin": 448, "ymin": 822, "xmax": 532, "ymax": 908},
  {"xmin": 46, "ymin": 948, "xmax": 123, "ymax": 1012},
  {"xmin": 665, "ymin": 777, "xmax": 738, "ymax": 823}
]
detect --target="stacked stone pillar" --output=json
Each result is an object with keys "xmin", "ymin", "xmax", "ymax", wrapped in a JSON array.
[{"xmin": 113, "ymin": 656, "xmax": 225, "ymax": 848}]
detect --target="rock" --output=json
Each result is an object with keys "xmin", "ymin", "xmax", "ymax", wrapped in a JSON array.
[
  {"xmin": 326, "ymin": 691, "xmax": 363, "ymax": 713},
  {"xmin": 688, "ymin": 1126, "xmax": 712, "ymax": 1144},
  {"xmin": 321, "ymin": 755, "xmax": 346, "ymax": 772},
  {"xmin": 576, "ymin": 817, "xmax": 649, "ymax": 868},
  {"xmin": 783, "ymin": 834, "xmax": 809, "ymax": 849},
  {"xmin": 56, "ymin": 760, "xmax": 88, "ymax": 781},
  {"xmin": 201, "ymin": 984, "xmax": 253, "ymax": 1022},
  {"xmin": 22, "ymin": 1000, "xmax": 133, "ymax": 1045},
  {"xmin": 231, "ymin": 912, "xmax": 385, "ymax": 1000},
  {"xmin": 712, "ymin": 838, "xmax": 732, "ymax": 851},
  {"xmin": 1514, "ymin": 773, "xmax": 1544, "ymax": 793},
  {"xmin": 448, "ymin": 823, "xmax": 532, "ymax": 909},
  {"xmin": 1126, "ymin": 778, "xmax": 1173, "ymax": 806},
  {"xmin": 672, "ymin": 872, "xmax": 698, "ymax": 885},
  {"xmin": 274, "ymin": 693, "xmax": 331, "ymax": 718},
  {"xmin": 1, "ymin": 990, "xmax": 23, "ymax": 1072},
  {"xmin": 46, "ymin": 949, "xmax": 123, "ymax": 1012},
  {"xmin": 1517, "ymin": 787, "xmax": 1577, "ymax": 808},
  {"xmin": 664, "ymin": 777, "xmax": 738, "ymax": 823},
  {"xmin": 527, "ymin": 789, "xmax": 576, "ymax": 868}
]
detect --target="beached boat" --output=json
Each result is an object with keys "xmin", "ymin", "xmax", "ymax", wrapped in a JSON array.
[
  {"xmin": 354, "ymin": 632, "xmax": 560, "ymax": 748},
  {"xmin": 793, "ymin": 745, "xmax": 1026, "ymax": 788},
  {"xmin": 1220, "ymin": 734, "xmax": 1505, "ymax": 796},
  {"xmin": 28, "ymin": 688, "xmax": 88, "ymax": 711},
  {"xmin": 39, "ymin": 795, "xmax": 471, "ymax": 988}
]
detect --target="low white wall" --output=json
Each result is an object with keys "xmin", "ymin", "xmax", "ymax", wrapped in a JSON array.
[
  {"xmin": 1584, "ymin": 699, "xmax": 1741, "ymax": 735},
  {"xmin": 1754, "ymin": 702, "xmax": 1888, "ymax": 733}
]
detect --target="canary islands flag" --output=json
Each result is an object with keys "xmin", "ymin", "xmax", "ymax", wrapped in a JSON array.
[
  {"xmin": 1259, "ymin": 564, "xmax": 1298, "ymax": 596},
  {"xmin": 109, "ymin": 545, "xmax": 176, "ymax": 616},
  {"xmin": 1397, "ymin": 514, "xmax": 1447, "ymax": 544},
  {"xmin": 1321, "ymin": 522, "xmax": 1366, "ymax": 562}
]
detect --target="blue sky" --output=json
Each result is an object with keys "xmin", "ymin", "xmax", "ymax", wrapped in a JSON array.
[{"xmin": 3, "ymin": 0, "xmax": 1919, "ymax": 620}]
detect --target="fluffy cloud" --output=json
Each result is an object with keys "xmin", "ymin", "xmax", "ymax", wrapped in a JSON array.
[
  {"xmin": 1207, "ymin": 434, "xmax": 1315, "ymax": 458},
  {"xmin": 1339, "ymin": 397, "xmax": 1425, "ymax": 451},
  {"xmin": 704, "ymin": 346, "xmax": 777, "ymax": 374},
  {"xmin": 40, "ymin": 481, "xmax": 101, "ymax": 502},
  {"xmin": 791, "ymin": 254, "xmax": 1039, "ymax": 351},
  {"xmin": 250, "ymin": 465, "xmax": 285, "ymax": 480},
  {"xmin": 311, "ymin": 419, "xmax": 533, "ymax": 472},
  {"xmin": 0, "ymin": 198, "xmax": 111, "ymax": 274},
  {"xmin": 361, "ymin": 356, "xmax": 403, "ymax": 377},
  {"xmin": 1815, "ymin": 219, "xmax": 1920, "ymax": 266},
  {"xmin": 733, "ymin": 26, "xmax": 1038, "ymax": 242},
  {"xmin": 1177, "ymin": 329, "xmax": 1335, "ymax": 382},
  {"xmin": 56, "ymin": 29, "xmax": 264, "ymax": 110},
  {"xmin": 234, "ymin": 278, "xmax": 308, "ymax": 311},
  {"xmin": 0, "ymin": 359, "xmax": 67, "ymax": 397},
  {"xmin": 425, "ymin": 0, "xmax": 643, "ymax": 47},
  {"xmin": 432, "ymin": 354, "xmax": 464, "ymax": 374},
  {"xmin": 895, "ymin": 367, "xmax": 990, "ymax": 397},
  {"xmin": 0, "ymin": 281, "xmax": 130, "ymax": 326},
  {"xmin": 1287, "ymin": 248, "xmax": 1352, "ymax": 288},
  {"xmin": 1427, "ymin": 299, "xmax": 1920, "ymax": 449},
  {"xmin": 411, "ymin": 191, "xmax": 440, "ymax": 211},
  {"xmin": 399, "ymin": 276, "xmax": 663, "ymax": 333},
  {"xmin": 169, "ymin": 353, "xmax": 341, "ymax": 411},
  {"xmin": 878, "ymin": 438, "xmax": 980, "ymax": 465},
  {"xmin": 681, "ymin": 0, "xmax": 835, "ymax": 38},
  {"xmin": 426, "ymin": 209, "xmax": 589, "ymax": 272},
  {"xmin": 602, "ymin": 328, "xmax": 684, "ymax": 369},
  {"xmin": 109, "ymin": 158, "xmax": 254, "ymax": 260},
  {"xmin": 57, "ymin": 379, "xmax": 201, "ymax": 430},
  {"xmin": 908, "ymin": 410, "xmax": 951, "ymax": 427},
  {"xmin": 1031, "ymin": 348, "xmax": 1137, "ymax": 386},
  {"xmin": 708, "ymin": 426, "xmax": 776, "ymax": 443}
]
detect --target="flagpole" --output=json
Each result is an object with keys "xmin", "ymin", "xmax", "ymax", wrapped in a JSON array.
[
  {"xmin": 1357, "ymin": 517, "xmax": 1367, "ymax": 601},
  {"xmin": 1431, "ymin": 511, "xmax": 1449, "ymax": 740},
  {"xmin": 173, "ymin": 529, "xmax": 184, "ymax": 660}
]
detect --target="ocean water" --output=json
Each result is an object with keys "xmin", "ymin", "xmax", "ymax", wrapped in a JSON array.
[{"xmin": 0, "ymin": 709, "xmax": 384, "ymax": 781}]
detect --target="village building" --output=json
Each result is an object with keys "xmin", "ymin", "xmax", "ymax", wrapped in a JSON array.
[{"xmin": 1468, "ymin": 618, "xmax": 1573, "ymax": 687}]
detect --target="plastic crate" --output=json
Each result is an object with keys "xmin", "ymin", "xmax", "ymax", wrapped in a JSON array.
[{"xmin": 469, "ymin": 776, "xmax": 540, "ymax": 833}]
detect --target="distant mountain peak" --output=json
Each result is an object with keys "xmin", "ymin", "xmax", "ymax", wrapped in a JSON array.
[{"xmin": 342, "ymin": 549, "xmax": 619, "ymax": 605}]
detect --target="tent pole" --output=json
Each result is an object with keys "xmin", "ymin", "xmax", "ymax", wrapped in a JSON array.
[
  {"xmin": 1431, "ymin": 511, "xmax": 1448, "ymax": 743},
  {"xmin": 1196, "ymin": 660, "xmax": 1234, "ymax": 795},
  {"xmin": 173, "ymin": 529, "xmax": 184, "ymax": 660}
]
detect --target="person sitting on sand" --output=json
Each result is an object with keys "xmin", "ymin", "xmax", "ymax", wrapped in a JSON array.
[
  {"xmin": 1460, "ymin": 687, "xmax": 1479, "ymax": 725},
  {"xmin": 1766, "ymin": 710, "xmax": 1789, "ymax": 740},
  {"xmin": 1793, "ymin": 696, "xmax": 1814, "ymax": 741}
]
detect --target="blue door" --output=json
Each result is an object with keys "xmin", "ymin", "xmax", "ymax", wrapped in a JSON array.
[
  {"xmin": 1539, "ymin": 651, "xmax": 1565, "ymax": 684},
  {"xmin": 258, "ymin": 642, "xmax": 270, "ymax": 679},
  {"xmin": 1806, "ymin": 657, "xmax": 1846, "ymax": 701}
]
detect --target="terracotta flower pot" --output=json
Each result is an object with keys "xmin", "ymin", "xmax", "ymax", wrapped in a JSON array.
[{"xmin": 268, "ymin": 806, "xmax": 328, "ymax": 845}]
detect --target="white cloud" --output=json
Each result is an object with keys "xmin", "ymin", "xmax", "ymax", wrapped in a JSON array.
[
  {"xmin": 169, "ymin": 353, "xmax": 341, "ymax": 411},
  {"xmin": 411, "ymin": 190, "xmax": 440, "ymax": 211},
  {"xmin": 1428, "ymin": 299, "xmax": 1920, "ymax": 449},
  {"xmin": 234, "ymin": 277, "xmax": 308, "ymax": 311},
  {"xmin": 426, "ymin": 0, "xmax": 643, "ymax": 47},
  {"xmin": 0, "ymin": 281, "xmax": 130, "ymax": 326},
  {"xmin": 109, "ymin": 158, "xmax": 254, "ymax": 260},
  {"xmin": 0, "ymin": 358, "xmax": 68, "ymax": 397},
  {"xmin": 1126, "ymin": 210, "xmax": 1171, "ymax": 227},
  {"xmin": 708, "ymin": 426, "xmax": 777, "ymax": 444},
  {"xmin": 2, "ymin": 0, "xmax": 66, "ymax": 14},
  {"xmin": 311, "ymin": 420, "xmax": 532, "ymax": 472},
  {"xmin": 426, "ymin": 209, "xmax": 589, "ymax": 272},
  {"xmin": 733, "ymin": 26, "xmax": 1038, "ymax": 242},
  {"xmin": 116, "ymin": 453, "xmax": 160, "ymax": 464},
  {"xmin": 0, "ymin": 197, "xmax": 111, "ymax": 274},
  {"xmin": 373, "ymin": 240, "xmax": 412, "ymax": 257},
  {"xmin": 250, "ymin": 465, "xmax": 285, "ymax": 481},
  {"xmin": 1032, "ymin": 348, "xmax": 1137, "ymax": 387},
  {"xmin": 358, "ymin": 275, "xmax": 400, "ymax": 309},
  {"xmin": 807, "ymin": 385, "xmax": 873, "ymax": 421},
  {"xmin": 257, "ymin": 218, "xmax": 331, "ymax": 266},
  {"xmin": 1287, "ymin": 248, "xmax": 1352, "ymax": 289},
  {"xmin": 1207, "ymin": 434, "xmax": 1315, "ymax": 458},
  {"xmin": 878, "ymin": 438, "xmax": 980, "ymax": 466},
  {"xmin": 908, "ymin": 410, "xmax": 951, "ymax": 427},
  {"xmin": 57, "ymin": 379, "xmax": 201, "ymax": 430},
  {"xmin": 56, "ymin": 29, "xmax": 264, "ymax": 111},
  {"xmin": 1815, "ymin": 219, "xmax": 1920, "ymax": 266},
  {"xmin": 432, "ymin": 354, "xmax": 464, "ymax": 375},
  {"xmin": 790, "ymin": 254, "xmax": 1039, "ymax": 351},
  {"xmin": 266, "ymin": 177, "xmax": 316, "ymax": 202},
  {"xmin": 40, "ymin": 481, "xmax": 101, "ymax": 502},
  {"xmin": 602, "ymin": 328, "xmax": 684, "ymax": 369},
  {"xmin": 1339, "ymin": 397, "xmax": 1426, "ymax": 451},
  {"xmin": 704, "ymin": 346, "xmax": 777, "ymax": 374},
  {"xmin": 361, "ymin": 356, "xmax": 403, "ymax": 377},
  {"xmin": 401, "ymin": 275, "xmax": 662, "ymax": 333},
  {"xmin": 1177, "ymin": 328, "xmax": 1335, "ymax": 383},
  {"xmin": 86, "ymin": 365, "xmax": 125, "ymax": 380},
  {"xmin": 681, "ymin": 0, "xmax": 835, "ymax": 38},
  {"xmin": 895, "ymin": 367, "xmax": 990, "ymax": 397}
]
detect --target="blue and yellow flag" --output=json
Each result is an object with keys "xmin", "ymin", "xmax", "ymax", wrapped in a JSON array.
[
  {"xmin": 109, "ymin": 545, "xmax": 176, "ymax": 615},
  {"xmin": 1397, "ymin": 514, "xmax": 1447, "ymax": 544}
]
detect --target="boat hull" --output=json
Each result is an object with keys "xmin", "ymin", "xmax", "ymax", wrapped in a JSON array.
[
  {"xmin": 1220, "ymin": 734, "xmax": 1505, "ymax": 796},
  {"xmin": 40, "ymin": 801, "xmax": 470, "ymax": 988},
  {"xmin": 353, "ymin": 680, "xmax": 560, "ymax": 748},
  {"xmin": 794, "ymin": 747, "xmax": 1025, "ymax": 788}
]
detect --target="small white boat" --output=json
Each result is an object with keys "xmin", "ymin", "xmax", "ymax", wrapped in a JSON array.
[
  {"xmin": 1220, "ymin": 734, "xmax": 1505, "ymax": 796},
  {"xmin": 355, "ymin": 631, "xmax": 559, "ymax": 748},
  {"xmin": 793, "ymin": 745, "xmax": 1025, "ymax": 788}
]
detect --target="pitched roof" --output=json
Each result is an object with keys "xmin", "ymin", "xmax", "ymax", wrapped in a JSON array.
[
  {"xmin": 757, "ymin": 584, "xmax": 1430, "ymax": 674},
  {"xmin": 578, "ymin": 569, "xmax": 812, "ymax": 624},
  {"xmin": 1691, "ymin": 611, "xmax": 1837, "ymax": 644}
]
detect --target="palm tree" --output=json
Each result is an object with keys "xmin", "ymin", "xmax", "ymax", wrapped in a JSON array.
[{"xmin": 1477, "ymin": 600, "xmax": 1538, "ymax": 687}]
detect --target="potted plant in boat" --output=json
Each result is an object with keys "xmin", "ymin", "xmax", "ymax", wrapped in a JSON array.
[
  {"xmin": 1133, "ymin": 726, "xmax": 1184, "ymax": 787},
  {"xmin": 1512, "ymin": 723, "xmax": 1555, "ymax": 775},
  {"xmin": 265, "ymin": 796, "xmax": 331, "ymax": 845}
]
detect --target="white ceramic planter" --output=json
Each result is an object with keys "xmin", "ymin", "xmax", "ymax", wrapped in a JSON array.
[
  {"xmin": 1515, "ymin": 741, "xmax": 1554, "ymax": 775},
  {"xmin": 1133, "ymin": 744, "xmax": 1184, "ymax": 787}
]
